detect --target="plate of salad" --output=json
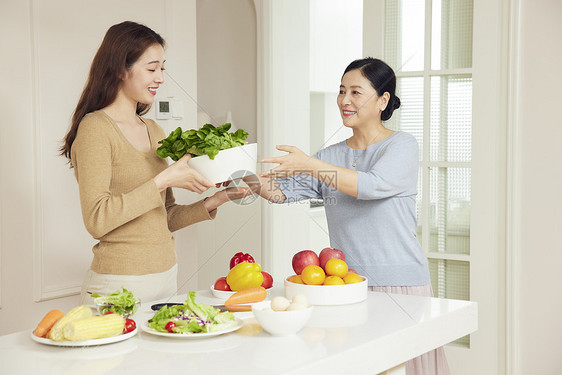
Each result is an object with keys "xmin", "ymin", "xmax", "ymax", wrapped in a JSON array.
[{"xmin": 141, "ymin": 292, "xmax": 243, "ymax": 339}]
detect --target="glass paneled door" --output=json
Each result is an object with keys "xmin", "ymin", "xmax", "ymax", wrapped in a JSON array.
[
  {"xmin": 384, "ymin": 0, "xmax": 474, "ymax": 347},
  {"xmin": 364, "ymin": 0, "xmax": 507, "ymax": 373}
]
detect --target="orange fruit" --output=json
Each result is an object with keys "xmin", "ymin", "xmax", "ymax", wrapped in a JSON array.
[
  {"xmin": 343, "ymin": 272, "xmax": 363, "ymax": 284},
  {"xmin": 324, "ymin": 258, "xmax": 348, "ymax": 278},
  {"xmin": 301, "ymin": 265, "xmax": 325, "ymax": 285},
  {"xmin": 288, "ymin": 275, "xmax": 304, "ymax": 284},
  {"xmin": 323, "ymin": 276, "xmax": 345, "ymax": 285}
]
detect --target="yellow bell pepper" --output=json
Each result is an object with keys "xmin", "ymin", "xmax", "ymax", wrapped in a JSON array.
[{"xmin": 226, "ymin": 262, "xmax": 264, "ymax": 291}]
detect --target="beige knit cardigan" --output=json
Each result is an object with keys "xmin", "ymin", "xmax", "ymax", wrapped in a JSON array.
[{"xmin": 71, "ymin": 110, "xmax": 215, "ymax": 275}]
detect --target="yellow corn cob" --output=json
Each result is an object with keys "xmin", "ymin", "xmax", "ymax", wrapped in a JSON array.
[
  {"xmin": 63, "ymin": 314, "xmax": 125, "ymax": 341},
  {"xmin": 49, "ymin": 305, "xmax": 93, "ymax": 341}
]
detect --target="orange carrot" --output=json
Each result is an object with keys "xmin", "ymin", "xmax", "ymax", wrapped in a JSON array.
[
  {"xmin": 35, "ymin": 309, "xmax": 64, "ymax": 337},
  {"xmin": 224, "ymin": 286, "xmax": 267, "ymax": 306},
  {"xmin": 224, "ymin": 304, "xmax": 252, "ymax": 312}
]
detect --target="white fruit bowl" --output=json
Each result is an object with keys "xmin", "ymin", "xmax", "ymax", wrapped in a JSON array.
[
  {"xmin": 284, "ymin": 276, "xmax": 368, "ymax": 306},
  {"xmin": 252, "ymin": 301, "xmax": 313, "ymax": 336},
  {"xmin": 210, "ymin": 286, "xmax": 236, "ymax": 300},
  {"xmin": 188, "ymin": 143, "xmax": 257, "ymax": 184}
]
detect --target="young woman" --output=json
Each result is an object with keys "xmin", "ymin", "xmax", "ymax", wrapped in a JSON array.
[
  {"xmin": 60, "ymin": 21, "xmax": 249, "ymax": 304},
  {"xmin": 256, "ymin": 57, "xmax": 450, "ymax": 375}
]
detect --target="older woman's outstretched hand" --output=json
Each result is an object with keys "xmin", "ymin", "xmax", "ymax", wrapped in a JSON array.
[
  {"xmin": 154, "ymin": 154, "xmax": 214, "ymax": 193},
  {"xmin": 260, "ymin": 145, "xmax": 312, "ymax": 178}
]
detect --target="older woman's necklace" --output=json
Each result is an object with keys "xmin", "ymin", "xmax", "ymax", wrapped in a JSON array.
[
  {"xmin": 351, "ymin": 130, "xmax": 384, "ymax": 167},
  {"xmin": 352, "ymin": 152, "xmax": 361, "ymax": 167}
]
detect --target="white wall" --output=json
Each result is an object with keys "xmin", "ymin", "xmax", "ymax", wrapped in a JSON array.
[
  {"xmin": 514, "ymin": 0, "xmax": 562, "ymax": 373},
  {"xmin": 193, "ymin": 0, "xmax": 262, "ymax": 291},
  {"xmin": 0, "ymin": 0, "xmax": 203, "ymax": 335},
  {"xmin": 255, "ymin": 0, "xmax": 316, "ymax": 282},
  {"xmin": 196, "ymin": 0, "xmax": 257, "ymax": 142},
  {"xmin": 309, "ymin": 0, "xmax": 363, "ymax": 93}
]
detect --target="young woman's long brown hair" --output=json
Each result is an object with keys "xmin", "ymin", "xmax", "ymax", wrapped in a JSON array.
[{"xmin": 60, "ymin": 21, "xmax": 166, "ymax": 161}]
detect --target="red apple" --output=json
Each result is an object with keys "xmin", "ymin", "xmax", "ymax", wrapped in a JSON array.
[
  {"xmin": 348, "ymin": 269, "xmax": 357, "ymax": 274},
  {"xmin": 261, "ymin": 271, "xmax": 273, "ymax": 289},
  {"xmin": 292, "ymin": 250, "xmax": 320, "ymax": 275},
  {"xmin": 319, "ymin": 247, "xmax": 345, "ymax": 269}
]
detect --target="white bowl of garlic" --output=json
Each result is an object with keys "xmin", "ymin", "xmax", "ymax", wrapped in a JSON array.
[{"xmin": 251, "ymin": 295, "xmax": 313, "ymax": 336}]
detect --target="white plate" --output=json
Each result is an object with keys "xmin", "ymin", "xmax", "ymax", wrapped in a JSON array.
[
  {"xmin": 140, "ymin": 319, "xmax": 243, "ymax": 339},
  {"xmin": 30, "ymin": 327, "xmax": 137, "ymax": 347},
  {"xmin": 210, "ymin": 285, "xmax": 272, "ymax": 300}
]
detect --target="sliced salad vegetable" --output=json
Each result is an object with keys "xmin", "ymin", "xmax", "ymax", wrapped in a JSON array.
[
  {"xmin": 148, "ymin": 292, "xmax": 237, "ymax": 334},
  {"xmin": 156, "ymin": 123, "xmax": 249, "ymax": 161},
  {"xmin": 92, "ymin": 287, "xmax": 140, "ymax": 317},
  {"xmin": 123, "ymin": 318, "xmax": 136, "ymax": 334}
]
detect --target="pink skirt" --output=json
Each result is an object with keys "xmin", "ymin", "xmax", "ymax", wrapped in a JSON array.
[{"xmin": 368, "ymin": 284, "xmax": 451, "ymax": 375}]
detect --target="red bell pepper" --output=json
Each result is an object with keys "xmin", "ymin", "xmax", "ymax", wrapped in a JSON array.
[{"xmin": 230, "ymin": 252, "xmax": 255, "ymax": 269}]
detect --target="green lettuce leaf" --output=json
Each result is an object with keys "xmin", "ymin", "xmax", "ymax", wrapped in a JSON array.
[
  {"xmin": 184, "ymin": 291, "xmax": 218, "ymax": 322},
  {"xmin": 157, "ymin": 123, "xmax": 249, "ymax": 161}
]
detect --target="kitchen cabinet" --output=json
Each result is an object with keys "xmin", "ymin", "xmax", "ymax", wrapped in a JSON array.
[{"xmin": 0, "ymin": 287, "xmax": 476, "ymax": 374}]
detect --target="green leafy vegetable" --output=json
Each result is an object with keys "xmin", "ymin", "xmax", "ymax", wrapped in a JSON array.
[
  {"xmin": 148, "ymin": 291, "xmax": 236, "ymax": 334},
  {"xmin": 156, "ymin": 123, "xmax": 249, "ymax": 161},
  {"xmin": 184, "ymin": 291, "xmax": 219, "ymax": 322},
  {"xmin": 92, "ymin": 287, "xmax": 140, "ymax": 317}
]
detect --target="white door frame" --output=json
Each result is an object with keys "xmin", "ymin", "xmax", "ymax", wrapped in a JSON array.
[
  {"xmin": 254, "ymin": 0, "xmax": 314, "ymax": 281},
  {"xmin": 505, "ymin": 0, "xmax": 522, "ymax": 373},
  {"xmin": 364, "ymin": 0, "xmax": 509, "ymax": 373}
]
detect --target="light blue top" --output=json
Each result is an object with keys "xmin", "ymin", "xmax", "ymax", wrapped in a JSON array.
[{"xmin": 276, "ymin": 131, "xmax": 430, "ymax": 286}]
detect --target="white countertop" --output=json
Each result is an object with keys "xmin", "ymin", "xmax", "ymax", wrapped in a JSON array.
[{"xmin": 0, "ymin": 287, "xmax": 477, "ymax": 375}]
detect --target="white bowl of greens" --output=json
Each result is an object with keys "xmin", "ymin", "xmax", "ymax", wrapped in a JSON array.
[
  {"xmin": 188, "ymin": 143, "xmax": 257, "ymax": 184},
  {"xmin": 157, "ymin": 123, "xmax": 257, "ymax": 184}
]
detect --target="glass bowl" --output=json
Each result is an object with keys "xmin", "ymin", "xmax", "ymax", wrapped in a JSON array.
[{"xmin": 95, "ymin": 297, "xmax": 140, "ymax": 318}]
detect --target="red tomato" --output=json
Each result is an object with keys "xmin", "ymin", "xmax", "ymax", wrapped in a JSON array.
[
  {"xmin": 104, "ymin": 311, "xmax": 114, "ymax": 315},
  {"xmin": 123, "ymin": 319, "xmax": 136, "ymax": 334},
  {"xmin": 261, "ymin": 271, "xmax": 273, "ymax": 289},
  {"xmin": 214, "ymin": 277, "xmax": 231, "ymax": 291},
  {"xmin": 165, "ymin": 321, "xmax": 176, "ymax": 333}
]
